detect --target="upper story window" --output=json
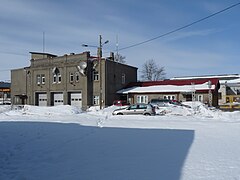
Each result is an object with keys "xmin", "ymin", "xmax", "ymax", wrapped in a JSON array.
[
  {"xmin": 37, "ymin": 74, "xmax": 45, "ymax": 85},
  {"xmin": 37, "ymin": 75, "xmax": 41, "ymax": 85},
  {"xmin": 58, "ymin": 74, "xmax": 62, "ymax": 83},
  {"xmin": 52, "ymin": 67, "xmax": 61, "ymax": 84},
  {"xmin": 41, "ymin": 75, "xmax": 45, "ymax": 84},
  {"xmin": 75, "ymin": 72, "xmax": 80, "ymax": 82},
  {"xmin": 122, "ymin": 73, "xmax": 126, "ymax": 84},
  {"xmin": 70, "ymin": 73, "xmax": 74, "ymax": 82},
  {"xmin": 93, "ymin": 70, "xmax": 99, "ymax": 81},
  {"xmin": 53, "ymin": 74, "xmax": 57, "ymax": 84}
]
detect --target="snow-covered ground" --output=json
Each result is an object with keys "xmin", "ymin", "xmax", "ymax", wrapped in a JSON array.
[{"xmin": 0, "ymin": 103, "xmax": 240, "ymax": 180}]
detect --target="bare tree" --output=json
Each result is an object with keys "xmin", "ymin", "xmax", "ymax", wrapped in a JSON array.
[
  {"xmin": 141, "ymin": 59, "xmax": 166, "ymax": 81},
  {"xmin": 115, "ymin": 53, "xmax": 126, "ymax": 64}
]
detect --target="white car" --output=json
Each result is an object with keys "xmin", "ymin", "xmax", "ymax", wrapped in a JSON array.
[{"xmin": 112, "ymin": 103, "xmax": 156, "ymax": 116}]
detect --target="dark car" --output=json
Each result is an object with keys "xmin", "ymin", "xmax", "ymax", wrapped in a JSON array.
[
  {"xmin": 149, "ymin": 99, "xmax": 171, "ymax": 107},
  {"xmin": 112, "ymin": 103, "xmax": 156, "ymax": 116},
  {"xmin": 113, "ymin": 100, "xmax": 130, "ymax": 106}
]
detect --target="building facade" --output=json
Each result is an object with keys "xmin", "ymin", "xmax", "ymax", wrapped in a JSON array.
[
  {"xmin": 118, "ymin": 78, "xmax": 220, "ymax": 107},
  {"xmin": 171, "ymin": 74, "xmax": 240, "ymax": 106},
  {"xmin": 0, "ymin": 82, "xmax": 11, "ymax": 104},
  {"xmin": 11, "ymin": 51, "xmax": 137, "ymax": 109}
]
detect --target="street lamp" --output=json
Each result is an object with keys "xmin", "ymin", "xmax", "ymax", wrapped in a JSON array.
[{"xmin": 82, "ymin": 35, "xmax": 109, "ymax": 109}]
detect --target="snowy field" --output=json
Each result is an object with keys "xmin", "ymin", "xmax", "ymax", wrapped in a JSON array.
[{"xmin": 1, "ymin": 103, "xmax": 240, "ymax": 180}]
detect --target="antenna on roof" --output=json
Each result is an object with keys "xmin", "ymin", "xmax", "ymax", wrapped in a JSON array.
[
  {"xmin": 116, "ymin": 34, "xmax": 119, "ymax": 61},
  {"xmin": 43, "ymin": 31, "xmax": 45, "ymax": 54}
]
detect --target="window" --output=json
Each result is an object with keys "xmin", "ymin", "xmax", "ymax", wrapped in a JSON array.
[
  {"xmin": 41, "ymin": 75, "xmax": 45, "ymax": 84},
  {"xmin": 197, "ymin": 95, "xmax": 203, "ymax": 102},
  {"xmin": 163, "ymin": 95, "xmax": 175, "ymax": 100},
  {"xmin": 129, "ymin": 104, "xmax": 138, "ymax": 110},
  {"xmin": 70, "ymin": 73, "xmax": 74, "ymax": 82},
  {"xmin": 58, "ymin": 74, "xmax": 62, "ymax": 83},
  {"xmin": 122, "ymin": 73, "xmax": 125, "ymax": 84},
  {"xmin": 93, "ymin": 96, "xmax": 99, "ymax": 105},
  {"xmin": 137, "ymin": 95, "xmax": 148, "ymax": 103},
  {"xmin": 138, "ymin": 104, "xmax": 147, "ymax": 109},
  {"xmin": 52, "ymin": 67, "xmax": 61, "ymax": 84},
  {"xmin": 75, "ymin": 72, "xmax": 80, "ymax": 82},
  {"xmin": 37, "ymin": 75, "xmax": 41, "ymax": 85},
  {"xmin": 53, "ymin": 74, "xmax": 57, "ymax": 83},
  {"xmin": 93, "ymin": 70, "xmax": 99, "ymax": 81},
  {"xmin": 37, "ymin": 74, "xmax": 45, "ymax": 85}
]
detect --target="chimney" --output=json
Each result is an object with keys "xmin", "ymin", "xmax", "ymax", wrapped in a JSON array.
[{"xmin": 110, "ymin": 52, "xmax": 114, "ymax": 61}]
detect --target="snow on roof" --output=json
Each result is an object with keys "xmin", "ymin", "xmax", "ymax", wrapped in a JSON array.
[
  {"xmin": 219, "ymin": 78, "xmax": 240, "ymax": 85},
  {"xmin": 118, "ymin": 82, "xmax": 216, "ymax": 94},
  {"xmin": 171, "ymin": 74, "xmax": 240, "ymax": 80}
]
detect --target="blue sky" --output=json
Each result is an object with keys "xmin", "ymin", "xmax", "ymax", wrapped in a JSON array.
[{"xmin": 0, "ymin": 0, "xmax": 240, "ymax": 81}]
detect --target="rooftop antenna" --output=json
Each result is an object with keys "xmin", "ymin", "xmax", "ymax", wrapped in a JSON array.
[
  {"xmin": 43, "ymin": 31, "xmax": 45, "ymax": 53},
  {"xmin": 116, "ymin": 34, "xmax": 119, "ymax": 61}
]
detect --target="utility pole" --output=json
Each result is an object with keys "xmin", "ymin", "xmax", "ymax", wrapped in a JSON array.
[
  {"xmin": 82, "ymin": 35, "xmax": 108, "ymax": 110},
  {"xmin": 98, "ymin": 35, "xmax": 103, "ymax": 110}
]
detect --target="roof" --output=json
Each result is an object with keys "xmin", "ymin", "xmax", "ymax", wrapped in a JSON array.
[
  {"xmin": 219, "ymin": 78, "xmax": 240, "ymax": 86},
  {"xmin": 126, "ymin": 78, "xmax": 219, "ymax": 87},
  {"xmin": 118, "ymin": 78, "xmax": 220, "ymax": 94},
  {"xmin": 29, "ymin": 52, "xmax": 57, "ymax": 57},
  {"xmin": 0, "ymin": 82, "xmax": 11, "ymax": 88},
  {"xmin": 171, "ymin": 74, "xmax": 240, "ymax": 80}
]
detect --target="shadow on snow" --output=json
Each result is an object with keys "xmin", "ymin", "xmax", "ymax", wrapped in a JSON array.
[{"xmin": 0, "ymin": 122, "xmax": 194, "ymax": 180}]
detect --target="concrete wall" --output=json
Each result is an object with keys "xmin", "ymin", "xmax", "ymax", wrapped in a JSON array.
[
  {"xmin": 11, "ymin": 52, "xmax": 138, "ymax": 109},
  {"xmin": 104, "ymin": 60, "xmax": 137, "ymax": 106}
]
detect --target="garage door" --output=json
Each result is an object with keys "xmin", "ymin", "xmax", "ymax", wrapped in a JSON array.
[
  {"xmin": 70, "ymin": 92, "xmax": 82, "ymax": 108},
  {"xmin": 38, "ymin": 93, "xmax": 47, "ymax": 106},
  {"xmin": 53, "ymin": 93, "xmax": 64, "ymax": 106}
]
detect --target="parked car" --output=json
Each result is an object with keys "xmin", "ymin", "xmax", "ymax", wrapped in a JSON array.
[
  {"xmin": 170, "ymin": 100, "xmax": 191, "ymax": 108},
  {"xmin": 112, "ymin": 103, "xmax": 155, "ymax": 116},
  {"xmin": 113, "ymin": 100, "xmax": 130, "ymax": 106},
  {"xmin": 0, "ymin": 101, "xmax": 11, "ymax": 105},
  {"xmin": 149, "ymin": 99, "xmax": 171, "ymax": 107}
]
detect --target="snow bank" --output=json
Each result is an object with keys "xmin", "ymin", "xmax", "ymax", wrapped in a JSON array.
[
  {"xmin": 0, "ymin": 105, "xmax": 11, "ymax": 113},
  {"xmin": 0, "ymin": 103, "xmax": 235, "ymax": 122},
  {"xmin": 5, "ymin": 105, "xmax": 82, "ymax": 117}
]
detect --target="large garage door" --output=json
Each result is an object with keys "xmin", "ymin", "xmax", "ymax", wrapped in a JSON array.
[
  {"xmin": 38, "ymin": 93, "xmax": 47, "ymax": 106},
  {"xmin": 70, "ymin": 92, "xmax": 82, "ymax": 108},
  {"xmin": 53, "ymin": 93, "xmax": 64, "ymax": 106}
]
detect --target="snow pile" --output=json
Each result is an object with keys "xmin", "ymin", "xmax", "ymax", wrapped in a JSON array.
[
  {"xmin": 1, "ymin": 102, "xmax": 224, "ymax": 120},
  {"xmin": 183, "ymin": 101, "xmax": 223, "ymax": 118},
  {"xmin": 5, "ymin": 105, "xmax": 82, "ymax": 116},
  {"xmin": 154, "ymin": 101, "xmax": 223, "ymax": 118},
  {"xmin": 0, "ymin": 105, "xmax": 11, "ymax": 113}
]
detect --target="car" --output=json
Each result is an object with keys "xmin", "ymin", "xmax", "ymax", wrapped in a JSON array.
[
  {"xmin": 149, "ymin": 99, "xmax": 171, "ymax": 107},
  {"xmin": 112, "ymin": 103, "xmax": 155, "ymax": 116},
  {"xmin": 113, "ymin": 100, "xmax": 130, "ymax": 106},
  {"xmin": 0, "ymin": 101, "xmax": 11, "ymax": 105}
]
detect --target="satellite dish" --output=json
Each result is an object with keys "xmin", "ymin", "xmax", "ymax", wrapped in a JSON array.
[
  {"xmin": 77, "ymin": 62, "xmax": 87, "ymax": 76},
  {"xmin": 79, "ymin": 61, "xmax": 87, "ymax": 70},
  {"xmin": 92, "ymin": 60, "xmax": 98, "ymax": 69}
]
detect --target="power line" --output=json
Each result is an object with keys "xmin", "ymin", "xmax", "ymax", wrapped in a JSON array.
[
  {"xmin": 0, "ymin": 51, "xmax": 28, "ymax": 56},
  {"xmin": 118, "ymin": 2, "xmax": 240, "ymax": 52}
]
